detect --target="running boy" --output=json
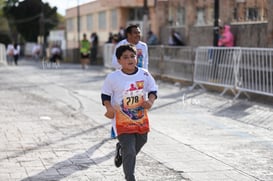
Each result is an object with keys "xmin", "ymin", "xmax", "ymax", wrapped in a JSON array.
[{"xmin": 101, "ymin": 44, "xmax": 158, "ymax": 181}]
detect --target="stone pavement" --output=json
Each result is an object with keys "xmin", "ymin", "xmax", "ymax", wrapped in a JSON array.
[{"xmin": 0, "ymin": 59, "xmax": 273, "ymax": 181}]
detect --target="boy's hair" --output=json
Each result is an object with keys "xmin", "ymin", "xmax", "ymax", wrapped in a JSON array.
[
  {"xmin": 126, "ymin": 24, "xmax": 140, "ymax": 35},
  {"xmin": 116, "ymin": 44, "xmax": 137, "ymax": 59}
]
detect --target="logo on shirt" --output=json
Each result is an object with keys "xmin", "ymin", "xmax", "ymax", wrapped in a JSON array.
[{"xmin": 121, "ymin": 80, "xmax": 145, "ymax": 120}]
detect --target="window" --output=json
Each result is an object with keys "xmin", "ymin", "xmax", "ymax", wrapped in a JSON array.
[
  {"xmin": 168, "ymin": 5, "xmax": 185, "ymax": 26},
  {"xmin": 207, "ymin": 7, "xmax": 214, "ymax": 25},
  {"xmin": 196, "ymin": 8, "xmax": 205, "ymax": 26},
  {"xmin": 176, "ymin": 8, "xmax": 185, "ymax": 26},
  {"xmin": 247, "ymin": 8, "xmax": 258, "ymax": 21},
  {"xmin": 98, "ymin": 11, "xmax": 106, "ymax": 30},
  {"xmin": 87, "ymin": 14, "xmax": 93, "ymax": 31},
  {"xmin": 111, "ymin": 9, "xmax": 118, "ymax": 29},
  {"xmin": 80, "ymin": 16, "xmax": 85, "ymax": 32},
  {"xmin": 66, "ymin": 18, "xmax": 74, "ymax": 31},
  {"xmin": 232, "ymin": 1, "xmax": 267, "ymax": 22},
  {"xmin": 128, "ymin": 8, "xmax": 143, "ymax": 21}
]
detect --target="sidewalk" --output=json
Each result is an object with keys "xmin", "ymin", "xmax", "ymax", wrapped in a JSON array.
[{"xmin": 0, "ymin": 59, "xmax": 273, "ymax": 181}]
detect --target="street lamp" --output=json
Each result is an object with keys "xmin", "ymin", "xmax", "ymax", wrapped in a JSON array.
[
  {"xmin": 77, "ymin": 0, "xmax": 80, "ymax": 46},
  {"xmin": 77, "ymin": 0, "xmax": 81, "ymax": 62}
]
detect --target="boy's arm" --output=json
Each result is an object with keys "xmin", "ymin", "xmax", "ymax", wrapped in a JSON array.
[
  {"xmin": 103, "ymin": 100, "xmax": 115, "ymax": 119},
  {"xmin": 148, "ymin": 91, "xmax": 157, "ymax": 103},
  {"xmin": 142, "ymin": 91, "xmax": 157, "ymax": 109},
  {"xmin": 101, "ymin": 94, "xmax": 115, "ymax": 119}
]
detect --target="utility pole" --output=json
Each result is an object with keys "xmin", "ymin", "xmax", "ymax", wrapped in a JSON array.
[
  {"xmin": 143, "ymin": 0, "xmax": 148, "ymax": 42},
  {"xmin": 213, "ymin": 0, "xmax": 219, "ymax": 46},
  {"xmin": 77, "ymin": 0, "xmax": 81, "ymax": 61},
  {"xmin": 40, "ymin": 2, "xmax": 45, "ymax": 58}
]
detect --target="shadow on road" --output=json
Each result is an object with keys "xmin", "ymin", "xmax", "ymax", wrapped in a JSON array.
[
  {"xmin": 0, "ymin": 123, "xmax": 110, "ymax": 162},
  {"xmin": 21, "ymin": 138, "xmax": 114, "ymax": 181}
]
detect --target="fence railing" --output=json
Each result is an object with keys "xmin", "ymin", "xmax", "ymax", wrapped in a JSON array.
[
  {"xmin": 148, "ymin": 45, "xmax": 195, "ymax": 82},
  {"xmin": 192, "ymin": 47, "xmax": 241, "ymax": 96},
  {"xmin": 103, "ymin": 44, "xmax": 195, "ymax": 82},
  {"xmin": 193, "ymin": 46, "xmax": 273, "ymax": 99},
  {"xmin": 236, "ymin": 48, "xmax": 273, "ymax": 98}
]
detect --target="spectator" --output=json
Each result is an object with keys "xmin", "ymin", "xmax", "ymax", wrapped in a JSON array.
[
  {"xmin": 106, "ymin": 32, "xmax": 114, "ymax": 43},
  {"xmin": 168, "ymin": 29, "xmax": 185, "ymax": 46},
  {"xmin": 50, "ymin": 44, "xmax": 62, "ymax": 67},
  {"xmin": 118, "ymin": 26, "xmax": 126, "ymax": 41},
  {"xmin": 147, "ymin": 31, "xmax": 158, "ymax": 45},
  {"xmin": 112, "ymin": 34, "xmax": 119, "ymax": 44},
  {"xmin": 32, "ymin": 44, "xmax": 41, "ymax": 61},
  {"xmin": 90, "ymin": 32, "xmax": 99, "ymax": 64},
  {"xmin": 218, "ymin": 25, "xmax": 234, "ymax": 47},
  {"xmin": 13, "ymin": 43, "xmax": 20, "ymax": 65},
  {"xmin": 6, "ymin": 43, "xmax": 14, "ymax": 65}
]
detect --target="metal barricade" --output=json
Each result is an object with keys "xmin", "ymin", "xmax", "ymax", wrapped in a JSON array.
[
  {"xmin": 192, "ymin": 47, "xmax": 241, "ymax": 96},
  {"xmin": 147, "ymin": 45, "xmax": 163, "ymax": 75},
  {"xmin": 149, "ymin": 45, "xmax": 195, "ymax": 82},
  {"xmin": 103, "ymin": 44, "xmax": 273, "ymax": 99},
  {"xmin": 236, "ymin": 48, "xmax": 273, "ymax": 98},
  {"xmin": 103, "ymin": 43, "xmax": 115, "ymax": 69},
  {"xmin": 193, "ymin": 47, "xmax": 273, "ymax": 99}
]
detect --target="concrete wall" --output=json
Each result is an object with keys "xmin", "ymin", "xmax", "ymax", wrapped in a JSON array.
[{"xmin": 160, "ymin": 23, "xmax": 269, "ymax": 48}]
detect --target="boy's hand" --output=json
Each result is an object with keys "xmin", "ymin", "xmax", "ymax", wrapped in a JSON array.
[
  {"xmin": 142, "ymin": 100, "xmax": 153, "ymax": 110},
  {"xmin": 104, "ymin": 106, "xmax": 115, "ymax": 119}
]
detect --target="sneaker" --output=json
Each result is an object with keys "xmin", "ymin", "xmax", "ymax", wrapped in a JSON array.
[{"xmin": 114, "ymin": 142, "xmax": 122, "ymax": 167}]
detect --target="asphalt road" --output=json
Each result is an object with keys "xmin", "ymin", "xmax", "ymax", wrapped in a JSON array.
[{"xmin": 1, "ymin": 59, "xmax": 273, "ymax": 181}]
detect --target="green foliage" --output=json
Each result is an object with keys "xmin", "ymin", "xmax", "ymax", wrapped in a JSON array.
[
  {"xmin": 0, "ymin": 0, "xmax": 12, "ymax": 45},
  {"xmin": 3, "ymin": 0, "xmax": 59, "ymax": 42}
]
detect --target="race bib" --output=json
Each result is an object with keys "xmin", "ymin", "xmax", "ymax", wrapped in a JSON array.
[{"xmin": 115, "ymin": 81, "xmax": 149, "ymax": 135}]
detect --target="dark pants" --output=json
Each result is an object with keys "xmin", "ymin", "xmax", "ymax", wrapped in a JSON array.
[
  {"xmin": 50, "ymin": 54, "xmax": 62, "ymax": 63},
  {"xmin": 14, "ymin": 55, "xmax": 19, "ymax": 65},
  {"xmin": 118, "ymin": 133, "xmax": 148, "ymax": 181},
  {"xmin": 90, "ymin": 46, "xmax": 97, "ymax": 64}
]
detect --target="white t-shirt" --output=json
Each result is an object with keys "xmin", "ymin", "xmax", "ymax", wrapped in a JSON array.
[
  {"xmin": 13, "ymin": 45, "xmax": 20, "ymax": 56},
  {"xmin": 101, "ymin": 68, "xmax": 157, "ymax": 135},
  {"xmin": 51, "ymin": 47, "xmax": 60, "ymax": 55},
  {"xmin": 112, "ymin": 39, "xmax": 149, "ymax": 70},
  {"xmin": 6, "ymin": 44, "xmax": 14, "ymax": 56}
]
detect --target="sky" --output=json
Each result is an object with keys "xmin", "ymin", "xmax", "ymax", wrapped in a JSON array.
[{"xmin": 42, "ymin": 0, "xmax": 93, "ymax": 16}]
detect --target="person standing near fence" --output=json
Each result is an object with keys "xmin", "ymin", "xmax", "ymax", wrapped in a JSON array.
[
  {"xmin": 101, "ymin": 44, "xmax": 157, "ymax": 181},
  {"xmin": 211, "ymin": 25, "xmax": 235, "ymax": 80},
  {"xmin": 218, "ymin": 25, "xmax": 234, "ymax": 47},
  {"xmin": 147, "ymin": 30, "xmax": 158, "ymax": 45},
  {"xmin": 168, "ymin": 29, "xmax": 185, "ymax": 46},
  {"xmin": 90, "ymin": 32, "xmax": 99, "ymax": 65}
]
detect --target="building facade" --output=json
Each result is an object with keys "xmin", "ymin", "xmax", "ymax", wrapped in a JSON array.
[{"xmin": 65, "ymin": 0, "xmax": 273, "ymax": 51}]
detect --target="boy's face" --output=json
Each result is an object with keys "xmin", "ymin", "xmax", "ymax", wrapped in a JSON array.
[{"xmin": 118, "ymin": 50, "xmax": 137, "ymax": 73}]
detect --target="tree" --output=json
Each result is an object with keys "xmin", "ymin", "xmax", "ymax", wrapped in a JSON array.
[
  {"xmin": 3, "ymin": 0, "xmax": 59, "ymax": 42},
  {"xmin": 0, "ymin": 0, "xmax": 12, "ymax": 45}
]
